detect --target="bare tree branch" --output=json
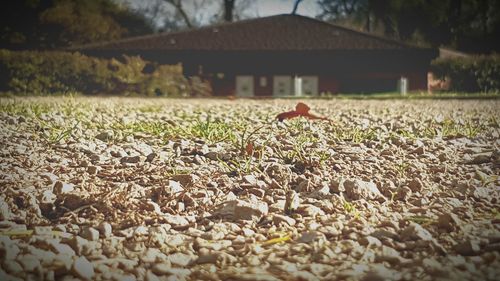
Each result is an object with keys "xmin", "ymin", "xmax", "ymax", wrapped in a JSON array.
[
  {"xmin": 224, "ymin": 0, "xmax": 236, "ymax": 22},
  {"xmin": 292, "ymin": 0, "xmax": 303, "ymax": 14},
  {"xmin": 162, "ymin": 0, "xmax": 193, "ymax": 28}
]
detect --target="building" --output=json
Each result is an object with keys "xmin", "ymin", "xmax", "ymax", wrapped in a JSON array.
[{"xmin": 75, "ymin": 14, "xmax": 438, "ymax": 96}]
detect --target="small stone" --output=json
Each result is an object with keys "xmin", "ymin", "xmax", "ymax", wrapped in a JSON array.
[
  {"xmin": 243, "ymin": 175, "xmax": 258, "ymax": 185},
  {"xmin": 6, "ymin": 117, "xmax": 17, "ymax": 125},
  {"xmin": 166, "ymin": 180, "xmax": 184, "ymax": 194},
  {"xmin": 49, "ymin": 242, "xmax": 76, "ymax": 256},
  {"xmin": 141, "ymin": 248, "xmax": 165, "ymax": 263},
  {"xmin": 134, "ymin": 142, "xmax": 153, "ymax": 156},
  {"xmin": 196, "ymin": 252, "xmax": 237, "ymax": 265},
  {"xmin": 204, "ymin": 152, "xmax": 219, "ymax": 161},
  {"xmin": 34, "ymin": 226, "xmax": 53, "ymax": 236},
  {"xmin": 164, "ymin": 235, "xmax": 184, "ymax": 247},
  {"xmin": 172, "ymin": 174, "xmax": 199, "ymax": 187},
  {"xmin": 247, "ymin": 188, "xmax": 265, "ymax": 198},
  {"xmin": 395, "ymin": 186, "xmax": 412, "ymax": 201},
  {"xmin": 41, "ymin": 189, "xmax": 56, "ymax": 203},
  {"xmin": 454, "ymin": 239, "xmax": 480, "ymax": 256},
  {"xmin": 16, "ymin": 254, "xmax": 40, "ymax": 272},
  {"xmin": 53, "ymin": 181, "xmax": 74, "ymax": 194},
  {"xmin": 284, "ymin": 190, "xmax": 300, "ymax": 214},
  {"xmin": 412, "ymin": 146, "xmax": 425, "ymax": 155},
  {"xmin": 310, "ymin": 183, "xmax": 330, "ymax": 198},
  {"xmin": 95, "ymin": 130, "xmax": 114, "ymax": 142},
  {"xmin": 242, "ymin": 228, "xmax": 255, "ymax": 237},
  {"xmin": 437, "ymin": 213, "xmax": 461, "ymax": 233},
  {"xmin": 422, "ymin": 258, "xmax": 448, "ymax": 277},
  {"xmin": 145, "ymin": 271, "xmax": 161, "ymax": 281},
  {"xmin": 400, "ymin": 222, "xmax": 433, "ymax": 241},
  {"xmin": 471, "ymin": 187, "xmax": 490, "ymax": 200},
  {"xmin": 298, "ymin": 231, "xmax": 326, "ymax": 243},
  {"xmin": 3, "ymin": 260, "xmax": 23, "ymax": 274},
  {"xmin": 98, "ymin": 222, "xmax": 112, "ymax": 238},
  {"xmin": 344, "ymin": 179, "xmax": 385, "ymax": 201},
  {"xmin": 408, "ymin": 178, "xmax": 423, "ymax": 192},
  {"xmin": 167, "ymin": 252, "xmax": 192, "ymax": 266},
  {"xmin": 361, "ymin": 264, "xmax": 401, "ymax": 281},
  {"xmin": 376, "ymin": 245, "xmax": 406, "ymax": 265},
  {"xmin": 297, "ymin": 204, "xmax": 325, "ymax": 217},
  {"xmin": 63, "ymin": 236, "xmax": 89, "ymax": 255},
  {"xmin": 72, "ymin": 256, "xmax": 94, "ymax": 280},
  {"xmin": 146, "ymin": 152, "xmax": 157, "ymax": 162},
  {"xmin": 152, "ymin": 263, "xmax": 190, "ymax": 277},
  {"xmin": 87, "ymin": 166, "xmax": 98, "ymax": 175},
  {"xmin": 120, "ymin": 155, "xmax": 141, "ymax": 164},
  {"xmin": 466, "ymin": 153, "xmax": 491, "ymax": 164},
  {"xmin": 0, "ymin": 240, "xmax": 21, "ymax": 260},
  {"xmin": 329, "ymin": 179, "xmax": 346, "ymax": 193},
  {"xmin": 217, "ymin": 199, "xmax": 268, "ymax": 221},
  {"xmin": 484, "ymin": 243, "xmax": 500, "ymax": 252},
  {"xmin": 0, "ymin": 197, "xmax": 12, "ymax": 220},
  {"xmin": 272, "ymin": 214, "xmax": 296, "ymax": 226},
  {"xmin": 162, "ymin": 214, "xmax": 189, "ymax": 226},
  {"xmin": 359, "ymin": 236, "xmax": 382, "ymax": 247},
  {"xmin": 81, "ymin": 227, "xmax": 99, "ymax": 241},
  {"xmin": 438, "ymin": 153, "xmax": 447, "ymax": 162}
]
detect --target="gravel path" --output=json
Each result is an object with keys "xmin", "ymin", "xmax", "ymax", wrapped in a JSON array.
[{"xmin": 0, "ymin": 97, "xmax": 499, "ymax": 281}]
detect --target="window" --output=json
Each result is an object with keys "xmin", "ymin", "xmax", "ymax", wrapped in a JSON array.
[{"xmin": 260, "ymin": 77, "xmax": 267, "ymax": 87}]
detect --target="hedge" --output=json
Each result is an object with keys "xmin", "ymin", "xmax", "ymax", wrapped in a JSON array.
[
  {"xmin": 0, "ymin": 49, "xmax": 210, "ymax": 96},
  {"xmin": 430, "ymin": 54, "xmax": 500, "ymax": 93}
]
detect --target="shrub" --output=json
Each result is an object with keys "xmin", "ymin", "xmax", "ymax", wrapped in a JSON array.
[
  {"xmin": 0, "ymin": 49, "xmax": 209, "ymax": 96},
  {"xmin": 430, "ymin": 54, "xmax": 500, "ymax": 93}
]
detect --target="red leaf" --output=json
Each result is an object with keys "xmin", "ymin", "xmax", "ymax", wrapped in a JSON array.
[
  {"xmin": 295, "ymin": 102, "xmax": 310, "ymax": 114},
  {"xmin": 245, "ymin": 142, "xmax": 254, "ymax": 156},
  {"xmin": 276, "ymin": 102, "xmax": 331, "ymax": 122}
]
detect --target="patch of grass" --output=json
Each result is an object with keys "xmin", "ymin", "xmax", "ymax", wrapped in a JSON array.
[
  {"xmin": 342, "ymin": 200, "xmax": 361, "ymax": 219},
  {"xmin": 41, "ymin": 120, "xmax": 80, "ymax": 144},
  {"xmin": 189, "ymin": 117, "xmax": 236, "ymax": 143},
  {"xmin": 0, "ymin": 100, "xmax": 53, "ymax": 118},
  {"xmin": 218, "ymin": 157, "xmax": 258, "ymax": 175},
  {"xmin": 328, "ymin": 125, "xmax": 378, "ymax": 143},
  {"xmin": 232, "ymin": 123, "xmax": 266, "ymax": 155},
  {"xmin": 394, "ymin": 161, "xmax": 410, "ymax": 178},
  {"xmin": 406, "ymin": 215, "xmax": 435, "ymax": 226},
  {"xmin": 421, "ymin": 119, "xmax": 487, "ymax": 138},
  {"xmin": 137, "ymin": 105, "xmax": 163, "ymax": 113},
  {"xmin": 475, "ymin": 170, "xmax": 499, "ymax": 187},
  {"xmin": 333, "ymin": 91, "xmax": 500, "ymax": 100},
  {"xmin": 114, "ymin": 120, "xmax": 193, "ymax": 142}
]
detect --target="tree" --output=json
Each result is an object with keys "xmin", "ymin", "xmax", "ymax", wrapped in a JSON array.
[
  {"xmin": 161, "ymin": 0, "xmax": 194, "ymax": 28},
  {"xmin": 317, "ymin": 0, "xmax": 500, "ymax": 53},
  {"xmin": 0, "ymin": 0, "xmax": 53, "ymax": 49},
  {"xmin": 224, "ymin": 0, "xmax": 236, "ymax": 22},
  {"xmin": 292, "ymin": 0, "xmax": 304, "ymax": 14},
  {"xmin": 137, "ymin": 0, "xmax": 254, "ymax": 31},
  {"xmin": 0, "ymin": 0, "xmax": 153, "ymax": 49}
]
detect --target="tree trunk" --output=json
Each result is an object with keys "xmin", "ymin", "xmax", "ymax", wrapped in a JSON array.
[
  {"xmin": 224, "ymin": 0, "xmax": 235, "ymax": 22},
  {"xmin": 292, "ymin": 0, "xmax": 303, "ymax": 15}
]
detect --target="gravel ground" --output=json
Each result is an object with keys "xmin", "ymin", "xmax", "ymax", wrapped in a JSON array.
[{"xmin": 0, "ymin": 97, "xmax": 499, "ymax": 281}]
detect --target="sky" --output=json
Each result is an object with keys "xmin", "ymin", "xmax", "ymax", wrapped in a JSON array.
[
  {"xmin": 255, "ymin": 0, "xmax": 320, "ymax": 17},
  {"xmin": 120, "ymin": 0, "xmax": 322, "ymax": 29}
]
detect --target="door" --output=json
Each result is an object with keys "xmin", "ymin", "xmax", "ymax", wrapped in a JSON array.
[
  {"xmin": 273, "ymin": 76, "xmax": 292, "ymax": 96},
  {"xmin": 236, "ymin": 76, "xmax": 254, "ymax": 97},
  {"xmin": 301, "ymin": 76, "xmax": 318, "ymax": 96}
]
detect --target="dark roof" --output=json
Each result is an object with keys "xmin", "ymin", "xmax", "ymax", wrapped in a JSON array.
[{"xmin": 75, "ymin": 14, "xmax": 421, "ymax": 51}]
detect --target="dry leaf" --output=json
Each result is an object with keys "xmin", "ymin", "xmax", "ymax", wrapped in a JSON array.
[
  {"xmin": 276, "ymin": 102, "xmax": 330, "ymax": 122},
  {"xmin": 245, "ymin": 142, "xmax": 254, "ymax": 156}
]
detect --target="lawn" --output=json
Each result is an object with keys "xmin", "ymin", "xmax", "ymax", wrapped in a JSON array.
[{"xmin": 0, "ymin": 96, "xmax": 499, "ymax": 281}]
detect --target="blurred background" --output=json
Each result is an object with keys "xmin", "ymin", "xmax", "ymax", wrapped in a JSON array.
[{"xmin": 0, "ymin": 0, "xmax": 499, "ymax": 96}]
